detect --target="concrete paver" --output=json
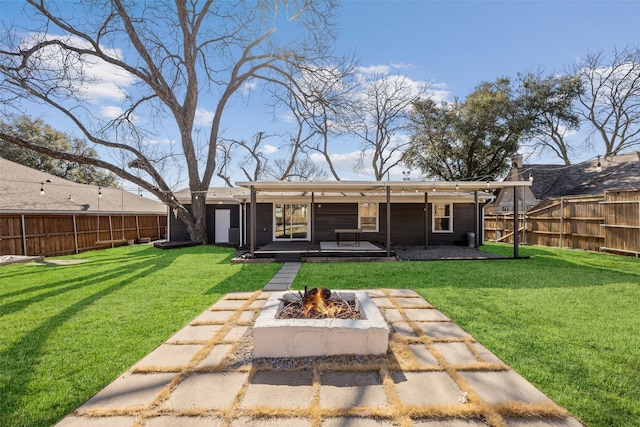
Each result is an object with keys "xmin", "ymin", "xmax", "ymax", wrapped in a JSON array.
[
  {"xmin": 460, "ymin": 370, "xmax": 554, "ymax": 404},
  {"xmin": 413, "ymin": 420, "xmax": 488, "ymax": 427},
  {"xmin": 408, "ymin": 343, "xmax": 439, "ymax": 366},
  {"xmin": 319, "ymin": 371, "xmax": 387, "ymax": 408},
  {"xmin": 240, "ymin": 370, "xmax": 314, "ymax": 409},
  {"xmin": 231, "ymin": 417, "xmax": 311, "ymax": 427},
  {"xmin": 133, "ymin": 344, "xmax": 203, "ymax": 369},
  {"xmin": 56, "ymin": 284, "xmax": 584, "ymax": 427},
  {"xmin": 416, "ymin": 321, "xmax": 472, "ymax": 338},
  {"xmin": 77, "ymin": 372, "xmax": 175, "ymax": 411},
  {"xmin": 145, "ymin": 416, "xmax": 225, "ymax": 427},
  {"xmin": 191, "ymin": 310, "xmax": 236, "ymax": 323},
  {"xmin": 56, "ymin": 416, "xmax": 138, "ymax": 427},
  {"xmin": 403, "ymin": 308, "xmax": 450, "ymax": 321},
  {"xmin": 322, "ymin": 418, "xmax": 396, "ymax": 426},
  {"xmin": 195, "ymin": 343, "xmax": 234, "ymax": 369},
  {"xmin": 432, "ymin": 342, "xmax": 480, "ymax": 366},
  {"xmin": 160, "ymin": 372, "xmax": 248, "ymax": 410},
  {"xmin": 390, "ymin": 371, "xmax": 465, "ymax": 406},
  {"xmin": 166, "ymin": 324, "xmax": 222, "ymax": 343}
]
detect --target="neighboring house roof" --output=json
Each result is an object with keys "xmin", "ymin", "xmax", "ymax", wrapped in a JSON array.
[
  {"xmin": 517, "ymin": 152, "xmax": 640, "ymax": 199},
  {"xmin": 0, "ymin": 157, "xmax": 165, "ymax": 214}
]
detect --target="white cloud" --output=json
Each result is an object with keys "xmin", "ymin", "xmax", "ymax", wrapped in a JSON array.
[
  {"xmin": 100, "ymin": 105, "xmax": 125, "ymax": 120},
  {"xmin": 260, "ymin": 144, "xmax": 279, "ymax": 154},
  {"xmin": 20, "ymin": 32, "xmax": 136, "ymax": 103},
  {"xmin": 194, "ymin": 108, "xmax": 215, "ymax": 126}
]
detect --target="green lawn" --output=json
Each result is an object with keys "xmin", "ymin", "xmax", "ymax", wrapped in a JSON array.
[
  {"xmin": 294, "ymin": 243, "xmax": 640, "ymax": 427},
  {"xmin": 1, "ymin": 243, "xmax": 638, "ymax": 427},
  {"xmin": 0, "ymin": 244, "xmax": 281, "ymax": 427}
]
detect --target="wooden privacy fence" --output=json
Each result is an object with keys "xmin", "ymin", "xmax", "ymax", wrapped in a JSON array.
[
  {"xmin": 485, "ymin": 188, "xmax": 640, "ymax": 256},
  {"xmin": 0, "ymin": 213, "xmax": 167, "ymax": 257}
]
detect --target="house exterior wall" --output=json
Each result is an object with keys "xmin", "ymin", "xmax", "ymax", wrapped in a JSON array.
[
  {"xmin": 254, "ymin": 202, "xmax": 478, "ymax": 246},
  {"xmin": 169, "ymin": 204, "xmax": 240, "ymax": 243},
  {"xmin": 171, "ymin": 201, "xmax": 481, "ymax": 247}
]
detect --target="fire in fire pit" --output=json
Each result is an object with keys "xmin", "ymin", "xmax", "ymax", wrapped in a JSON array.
[{"xmin": 277, "ymin": 286, "xmax": 361, "ymax": 320}]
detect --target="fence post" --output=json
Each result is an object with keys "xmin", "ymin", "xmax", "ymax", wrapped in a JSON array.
[
  {"xmin": 21, "ymin": 214, "xmax": 27, "ymax": 256},
  {"xmin": 73, "ymin": 214, "xmax": 79, "ymax": 254}
]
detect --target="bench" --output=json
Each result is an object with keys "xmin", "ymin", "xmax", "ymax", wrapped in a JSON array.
[{"xmin": 335, "ymin": 228, "xmax": 362, "ymax": 247}]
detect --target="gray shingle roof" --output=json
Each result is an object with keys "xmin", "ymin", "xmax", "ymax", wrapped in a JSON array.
[
  {"xmin": 520, "ymin": 152, "xmax": 640, "ymax": 199},
  {"xmin": 0, "ymin": 157, "xmax": 165, "ymax": 213}
]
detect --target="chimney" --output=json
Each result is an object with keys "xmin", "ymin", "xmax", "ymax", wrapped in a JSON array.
[{"xmin": 512, "ymin": 154, "xmax": 523, "ymax": 168}]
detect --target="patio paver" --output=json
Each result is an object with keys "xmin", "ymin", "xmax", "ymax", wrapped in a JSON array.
[{"xmin": 55, "ymin": 287, "xmax": 584, "ymax": 427}]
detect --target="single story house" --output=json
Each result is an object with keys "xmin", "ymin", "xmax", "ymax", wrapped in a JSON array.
[{"xmin": 170, "ymin": 180, "xmax": 532, "ymax": 259}]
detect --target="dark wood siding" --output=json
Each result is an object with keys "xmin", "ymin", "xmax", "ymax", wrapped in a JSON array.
[
  {"xmin": 313, "ymin": 203, "xmax": 358, "ymax": 241},
  {"xmin": 310, "ymin": 202, "xmax": 479, "ymax": 246},
  {"xmin": 253, "ymin": 203, "xmax": 273, "ymax": 246}
]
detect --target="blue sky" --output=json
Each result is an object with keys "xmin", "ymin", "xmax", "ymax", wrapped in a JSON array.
[{"xmin": 2, "ymin": 0, "xmax": 640, "ymax": 189}]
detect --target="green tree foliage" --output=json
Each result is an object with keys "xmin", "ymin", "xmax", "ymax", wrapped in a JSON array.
[
  {"xmin": 0, "ymin": 115, "xmax": 119, "ymax": 187},
  {"xmin": 518, "ymin": 71, "xmax": 583, "ymax": 165},
  {"xmin": 404, "ymin": 78, "xmax": 530, "ymax": 181}
]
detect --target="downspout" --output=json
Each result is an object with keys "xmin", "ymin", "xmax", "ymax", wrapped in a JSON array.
[
  {"xmin": 424, "ymin": 192, "xmax": 429, "ymax": 249},
  {"xmin": 474, "ymin": 191, "xmax": 479, "ymax": 248},
  {"xmin": 311, "ymin": 192, "xmax": 315, "ymax": 243},
  {"xmin": 250, "ymin": 185, "xmax": 256, "ymax": 258},
  {"xmin": 386, "ymin": 186, "xmax": 391, "ymax": 257}
]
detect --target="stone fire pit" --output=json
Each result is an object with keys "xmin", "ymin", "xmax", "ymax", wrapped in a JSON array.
[{"xmin": 253, "ymin": 290, "xmax": 389, "ymax": 358}]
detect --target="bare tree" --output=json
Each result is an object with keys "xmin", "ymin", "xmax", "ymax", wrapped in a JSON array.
[
  {"xmin": 574, "ymin": 47, "xmax": 640, "ymax": 157},
  {"xmin": 267, "ymin": 156, "xmax": 328, "ymax": 181},
  {"xmin": 0, "ymin": 0, "xmax": 338, "ymax": 242},
  {"xmin": 351, "ymin": 72, "xmax": 427, "ymax": 180},
  {"xmin": 267, "ymin": 58, "xmax": 359, "ymax": 180}
]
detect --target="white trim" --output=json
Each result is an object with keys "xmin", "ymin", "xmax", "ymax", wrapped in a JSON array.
[{"xmin": 432, "ymin": 202, "xmax": 454, "ymax": 233}]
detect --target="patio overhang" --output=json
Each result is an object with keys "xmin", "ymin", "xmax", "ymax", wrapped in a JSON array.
[
  {"xmin": 235, "ymin": 180, "xmax": 533, "ymax": 260},
  {"xmin": 235, "ymin": 180, "xmax": 532, "ymax": 193}
]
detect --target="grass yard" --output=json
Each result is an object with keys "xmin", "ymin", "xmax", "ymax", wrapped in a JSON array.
[
  {"xmin": 294, "ymin": 243, "xmax": 640, "ymax": 427},
  {"xmin": 0, "ymin": 243, "xmax": 638, "ymax": 426},
  {"xmin": 0, "ymin": 244, "xmax": 280, "ymax": 427}
]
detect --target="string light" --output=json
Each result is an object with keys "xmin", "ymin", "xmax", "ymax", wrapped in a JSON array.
[
  {"xmin": 98, "ymin": 187, "xmax": 102, "ymax": 198},
  {"xmin": 596, "ymin": 155, "xmax": 602, "ymax": 173},
  {"xmin": 40, "ymin": 182, "xmax": 45, "ymax": 195}
]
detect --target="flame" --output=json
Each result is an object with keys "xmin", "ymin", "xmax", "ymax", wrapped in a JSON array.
[{"xmin": 302, "ymin": 287, "xmax": 343, "ymax": 318}]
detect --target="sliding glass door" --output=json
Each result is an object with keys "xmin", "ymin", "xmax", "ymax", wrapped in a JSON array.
[{"xmin": 274, "ymin": 203, "xmax": 309, "ymax": 240}]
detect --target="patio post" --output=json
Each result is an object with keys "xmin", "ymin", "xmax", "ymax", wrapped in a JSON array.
[
  {"xmin": 250, "ymin": 185, "xmax": 256, "ymax": 258},
  {"xmin": 311, "ymin": 192, "xmax": 315, "ymax": 243},
  {"xmin": 513, "ymin": 185, "xmax": 519, "ymax": 258},
  {"xmin": 474, "ymin": 191, "xmax": 479, "ymax": 248},
  {"xmin": 424, "ymin": 192, "xmax": 429, "ymax": 249},
  {"xmin": 386, "ymin": 186, "xmax": 391, "ymax": 257}
]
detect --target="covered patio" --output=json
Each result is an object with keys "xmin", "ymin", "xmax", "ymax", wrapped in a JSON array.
[{"xmin": 236, "ymin": 180, "xmax": 533, "ymax": 260}]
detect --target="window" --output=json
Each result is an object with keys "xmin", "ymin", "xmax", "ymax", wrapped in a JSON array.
[
  {"xmin": 433, "ymin": 203, "xmax": 453, "ymax": 232},
  {"xmin": 359, "ymin": 203, "xmax": 378, "ymax": 232}
]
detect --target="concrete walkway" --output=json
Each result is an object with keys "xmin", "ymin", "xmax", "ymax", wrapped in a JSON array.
[
  {"xmin": 55, "ymin": 265, "xmax": 584, "ymax": 427},
  {"xmin": 262, "ymin": 262, "xmax": 301, "ymax": 291}
]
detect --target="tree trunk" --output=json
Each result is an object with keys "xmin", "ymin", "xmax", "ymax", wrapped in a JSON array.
[{"xmin": 180, "ymin": 196, "xmax": 208, "ymax": 243}]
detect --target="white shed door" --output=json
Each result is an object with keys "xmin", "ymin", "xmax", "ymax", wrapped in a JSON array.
[{"xmin": 214, "ymin": 209, "xmax": 230, "ymax": 243}]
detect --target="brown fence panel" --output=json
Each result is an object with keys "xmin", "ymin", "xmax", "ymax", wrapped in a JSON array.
[
  {"xmin": 0, "ymin": 212, "xmax": 167, "ymax": 257},
  {"xmin": 486, "ymin": 190, "xmax": 640, "ymax": 256},
  {"xmin": 602, "ymin": 189, "xmax": 640, "ymax": 256},
  {"xmin": 0, "ymin": 215, "xmax": 24, "ymax": 256}
]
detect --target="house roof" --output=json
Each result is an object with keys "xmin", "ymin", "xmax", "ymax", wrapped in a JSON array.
[
  {"xmin": 515, "ymin": 152, "xmax": 640, "ymax": 199},
  {"xmin": 0, "ymin": 157, "xmax": 166, "ymax": 214}
]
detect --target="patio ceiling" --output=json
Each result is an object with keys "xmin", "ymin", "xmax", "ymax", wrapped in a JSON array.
[{"xmin": 235, "ymin": 180, "xmax": 533, "ymax": 193}]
